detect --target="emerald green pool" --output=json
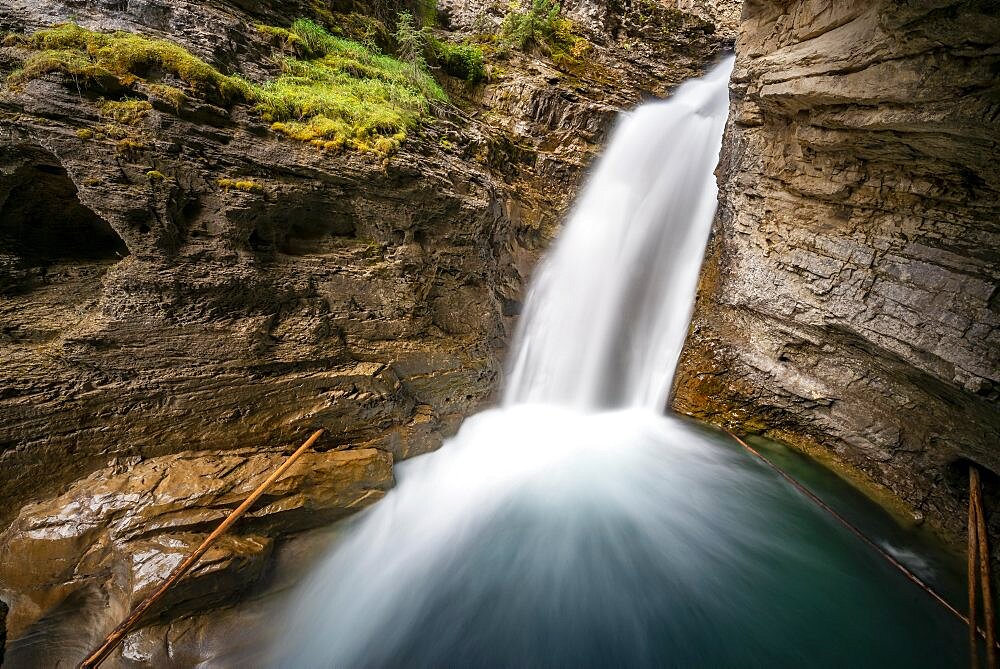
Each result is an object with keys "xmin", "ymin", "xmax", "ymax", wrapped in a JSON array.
[{"xmin": 272, "ymin": 408, "xmax": 969, "ymax": 668}]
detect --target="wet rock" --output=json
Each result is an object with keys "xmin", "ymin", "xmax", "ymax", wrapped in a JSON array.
[
  {"xmin": 0, "ymin": 0, "xmax": 726, "ymax": 658},
  {"xmin": 121, "ymin": 533, "xmax": 273, "ymax": 620},
  {"xmin": 0, "ymin": 446, "xmax": 392, "ymax": 647},
  {"xmin": 0, "ymin": 0, "xmax": 724, "ymax": 526},
  {"xmin": 675, "ymin": 0, "xmax": 1000, "ymax": 544}
]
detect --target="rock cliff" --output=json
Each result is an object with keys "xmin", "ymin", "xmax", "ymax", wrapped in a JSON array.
[
  {"xmin": 0, "ymin": 0, "xmax": 728, "ymax": 662},
  {"xmin": 675, "ymin": 0, "xmax": 1000, "ymax": 541}
]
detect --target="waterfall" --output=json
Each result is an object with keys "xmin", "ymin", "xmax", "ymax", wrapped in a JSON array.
[
  {"xmin": 267, "ymin": 57, "xmax": 963, "ymax": 668},
  {"xmin": 504, "ymin": 58, "xmax": 731, "ymax": 409}
]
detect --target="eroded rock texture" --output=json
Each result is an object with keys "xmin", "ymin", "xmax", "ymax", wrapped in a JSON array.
[
  {"xmin": 0, "ymin": 0, "xmax": 727, "ymax": 662},
  {"xmin": 675, "ymin": 0, "xmax": 742, "ymax": 39},
  {"xmin": 0, "ymin": 0, "xmax": 725, "ymax": 520},
  {"xmin": 0, "ymin": 446, "xmax": 391, "ymax": 665},
  {"xmin": 675, "ymin": 0, "xmax": 1000, "ymax": 540}
]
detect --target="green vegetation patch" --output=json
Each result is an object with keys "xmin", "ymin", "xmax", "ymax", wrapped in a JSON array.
[
  {"xmin": 255, "ymin": 18, "xmax": 445, "ymax": 155},
  {"xmin": 217, "ymin": 178, "xmax": 263, "ymax": 193},
  {"xmin": 8, "ymin": 19, "xmax": 448, "ymax": 157},
  {"xmin": 7, "ymin": 22, "xmax": 252, "ymax": 102},
  {"xmin": 100, "ymin": 98, "xmax": 152, "ymax": 125},
  {"xmin": 497, "ymin": 0, "xmax": 590, "ymax": 65},
  {"xmin": 428, "ymin": 36, "xmax": 486, "ymax": 83}
]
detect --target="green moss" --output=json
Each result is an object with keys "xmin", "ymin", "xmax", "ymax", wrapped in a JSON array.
[
  {"xmin": 76, "ymin": 128, "xmax": 93, "ymax": 139},
  {"xmin": 100, "ymin": 98, "xmax": 152, "ymax": 125},
  {"xmin": 145, "ymin": 83, "xmax": 186, "ymax": 111},
  {"xmin": 146, "ymin": 169, "xmax": 166, "ymax": 181},
  {"xmin": 115, "ymin": 137, "xmax": 146, "ymax": 155},
  {"xmin": 217, "ymin": 178, "xmax": 263, "ymax": 193},
  {"xmin": 428, "ymin": 37, "xmax": 486, "ymax": 83},
  {"xmin": 10, "ymin": 20, "xmax": 446, "ymax": 158},
  {"xmin": 254, "ymin": 19, "xmax": 444, "ymax": 156},
  {"xmin": 8, "ymin": 23, "xmax": 252, "ymax": 101}
]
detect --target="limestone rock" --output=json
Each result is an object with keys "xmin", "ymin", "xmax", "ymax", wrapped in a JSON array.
[
  {"xmin": 673, "ymin": 0, "xmax": 741, "ymax": 40},
  {"xmin": 0, "ymin": 0, "xmax": 725, "ymax": 658},
  {"xmin": 675, "ymin": 0, "xmax": 1000, "ymax": 543},
  {"xmin": 0, "ymin": 446, "xmax": 392, "ymax": 646},
  {"xmin": 0, "ymin": 0, "xmax": 724, "ymax": 525}
]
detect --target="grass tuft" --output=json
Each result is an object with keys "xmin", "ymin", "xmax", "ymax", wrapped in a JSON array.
[{"xmin": 253, "ymin": 19, "xmax": 444, "ymax": 156}]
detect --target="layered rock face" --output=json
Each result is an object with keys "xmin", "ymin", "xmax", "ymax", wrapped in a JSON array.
[
  {"xmin": 0, "ymin": 0, "xmax": 729, "ymax": 662},
  {"xmin": 674, "ymin": 0, "xmax": 741, "ymax": 39},
  {"xmin": 0, "ymin": 0, "xmax": 725, "ymax": 519},
  {"xmin": 675, "ymin": 0, "xmax": 1000, "ymax": 539}
]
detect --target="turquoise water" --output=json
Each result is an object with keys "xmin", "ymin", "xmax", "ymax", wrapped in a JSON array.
[
  {"xmin": 272, "ymin": 408, "xmax": 968, "ymax": 668},
  {"xmin": 746, "ymin": 431, "xmax": 968, "ymax": 609}
]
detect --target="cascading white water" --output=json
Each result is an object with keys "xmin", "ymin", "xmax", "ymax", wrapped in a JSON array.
[
  {"xmin": 504, "ymin": 59, "xmax": 730, "ymax": 409},
  {"xmin": 268, "ymin": 57, "xmax": 963, "ymax": 668}
]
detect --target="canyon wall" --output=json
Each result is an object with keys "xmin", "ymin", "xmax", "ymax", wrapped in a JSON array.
[
  {"xmin": 676, "ymin": 0, "xmax": 1000, "ymax": 540},
  {"xmin": 0, "ymin": 0, "xmax": 727, "ymax": 662}
]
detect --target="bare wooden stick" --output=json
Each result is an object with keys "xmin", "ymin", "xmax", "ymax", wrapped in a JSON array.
[
  {"xmin": 79, "ymin": 428, "xmax": 325, "ymax": 669},
  {"xmin": 971, "ymin": 466, "xmax": 980, "ymax": 669},
  {"xmin": 973, "ymin": 467, "xmax": 998, "ymax": 669},
  {"xmin": 723, "ymin": 428, "xmax": 1000, "ymax": 649}
]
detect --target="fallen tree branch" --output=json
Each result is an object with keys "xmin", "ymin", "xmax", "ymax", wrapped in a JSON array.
[
  {"xmin": 723, "ymin": 428, "xmax": 999, "ymax": 650},
  {"xmin": 971, "ymin": 467, "xmax": 997, "ymax": 668},
  {"xmin": 79, "ymin": 428, "xmax": 325, "ymax": 669}
]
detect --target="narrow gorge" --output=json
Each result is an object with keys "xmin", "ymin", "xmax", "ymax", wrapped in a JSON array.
[{"xmin": 0, "ymin": 0, "xmax": 997, "ymax": 666}]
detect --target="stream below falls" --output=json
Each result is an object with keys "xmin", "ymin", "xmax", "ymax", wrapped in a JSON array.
[{"xmin": 265, "ymin": 56, "xmax": 968, "ymax": 667}]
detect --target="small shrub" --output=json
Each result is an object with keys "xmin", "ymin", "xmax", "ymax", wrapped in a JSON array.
[
  {"xmin": 429, "ymin": 37, "xmax": 486, "ymax": 83},
  {"xmin": 395, "ymin": 13, "xmax": 430, "ymax": 89},
  {"xmin": 498, "ymin": 0, "xmax": 590, "ymax": 63},
  {"xmin": 76, "ymin": 128, "xmax": 93, "ymax": 139}
]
